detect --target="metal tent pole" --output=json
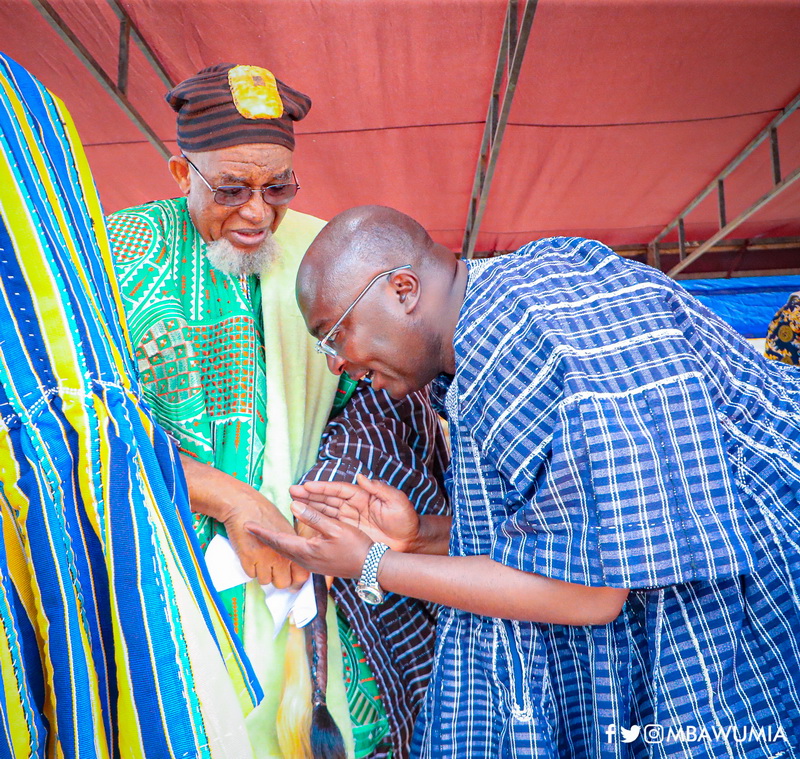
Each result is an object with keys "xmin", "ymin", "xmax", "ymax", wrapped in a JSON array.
[
  {"xmin": 30, "ymin": 0, "xmax": 172, "ymax": 159},
  {"xmin": 461, "ymin": 0, "xmax": 539, "ymax": 259},
  {"xmin": 646, "ymin": 89, "xmax": 800, "ymax": 278},
  {"xmin": 104, "ymin": 0, "xmax": 175, "ymax": 92}
]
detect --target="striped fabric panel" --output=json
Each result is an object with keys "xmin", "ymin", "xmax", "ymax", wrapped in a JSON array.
[
  {"xmin": 305, "ymin": 384, "xmax": 450, "ymax": 759},
  {"xmin": 169, "ymin": 63, "xmax": 308, "ymax": 153},
  {"xmin": 0, "ymin": 54, "xmax": 260, "ymax": 759}
]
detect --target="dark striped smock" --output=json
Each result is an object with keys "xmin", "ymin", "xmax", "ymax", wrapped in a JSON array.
[{"xmin": 307, "ymin": 384, "xmax": 451, "ymax": 759}]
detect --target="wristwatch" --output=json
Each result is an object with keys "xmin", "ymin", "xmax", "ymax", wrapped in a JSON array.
[{"xmin": 356, "ymin": 542, "xmax": 391, "ymax": 605}]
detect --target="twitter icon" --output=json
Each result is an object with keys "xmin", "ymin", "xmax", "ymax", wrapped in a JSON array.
[{"xmin": 620, "ymin": 725, "xmax": 641, "ymax": 743}]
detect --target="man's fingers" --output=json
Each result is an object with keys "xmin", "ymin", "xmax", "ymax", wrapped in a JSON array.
[
  {"xmin": 337, "ymin": 513, "xmax": 364, "ymax": 530},
  {"xmin": 355, "ymin": 472, "xmax": 382, "ymax": 495},
  {"xmin": 290, "ymin": 501, "xmax": 341, "ymax": 536},
  {"xmin": 291, "ymin": 492, "xmax": 346, "ymax": 514},
  {"xmin": 290, "ymin": 495, "xmax": 366, "ymax": 531},
  {"xmin": 303, "ymin": 501, "xmax": 341, "ymax": 519},
  {"xmin": 293, "ymin": 479, "xmax": 362, "ymax": 500},
  {"xmin": 270, "ymin": 561, "xmax": 293, "ymax": 589},
  {"xmin": 292, "ymin": 480, "xmax": 357, "ymax": 496},
  {"xmin": 253, "ymin": 560, "xmax": 274, "ymax": 587},
  {"xmin": 246, "ymin": 522, "xmax": 309, "ymax": 562},
  {"xmin": 356, "ymin": 473, "xmax": 404, "ymax": 503},
  {"xmin": 290, "ymin": 562, "xmax": 310, "ymax": 590},
  {"xmin": 295, "ymin": 494, "xmax": 349, "ymax": 511}
]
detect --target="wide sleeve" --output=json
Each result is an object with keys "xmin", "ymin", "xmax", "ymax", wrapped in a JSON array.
[
  {"xmin": 483, "ymin": 366, "xmax": 755, "ymax": 589},
  {"xmin": 453, "ymin": 277, "xmax": 757, "ymax": 589}
]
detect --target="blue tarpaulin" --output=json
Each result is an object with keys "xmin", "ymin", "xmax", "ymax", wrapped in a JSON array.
[{"xmin": 680, "ymin": 276, "xmax": 800, "ymax": 339}]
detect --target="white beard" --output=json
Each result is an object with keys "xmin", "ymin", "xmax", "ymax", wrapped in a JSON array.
[{"xmin": 204, "ymin": 232, "xmax": 281, "ymax": 277}]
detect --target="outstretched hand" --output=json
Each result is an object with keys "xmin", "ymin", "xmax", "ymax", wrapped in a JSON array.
[
  {"xmin": 246, "ymin": 500, "xmax": 375, "ymax": 579},
  {"xmin": 288, "ymin": 474, "xmax": 421, "ymax": 552}
]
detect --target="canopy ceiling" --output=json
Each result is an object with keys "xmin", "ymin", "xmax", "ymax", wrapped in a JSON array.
[{"xmin": 1, "ymin": 0, "xmax": 799, "ymax": 277}]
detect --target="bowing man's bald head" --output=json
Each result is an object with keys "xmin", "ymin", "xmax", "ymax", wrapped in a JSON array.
[
  {"xmin": 296, "ymin": 205, "xmax": 466, "ymax": 395},
  {"xmin": 297, "ymin": 205, "xmax": 439, "ymax": 320}
]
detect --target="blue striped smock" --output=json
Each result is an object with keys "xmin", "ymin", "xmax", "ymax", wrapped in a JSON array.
[
  {"xmin": 412, "ymin": 238, "xmax": 800, "ymax": 758},
  {"xmin": 0, "ymin": 53, "xmax": 260, "ymax": 758}
]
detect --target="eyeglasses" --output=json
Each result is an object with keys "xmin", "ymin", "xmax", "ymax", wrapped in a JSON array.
[
  {"xmin": 183, "ymin": 154, "xmax": 300, "ymax": 207},
  {"xmin": 315, "ymin": 264, "xmax": 413, "ymax": 358}
]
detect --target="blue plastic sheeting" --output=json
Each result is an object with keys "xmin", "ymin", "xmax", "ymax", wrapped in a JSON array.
[{"xmin": 680, "ymin": 275, "xmax": 800, "ymax": 338}]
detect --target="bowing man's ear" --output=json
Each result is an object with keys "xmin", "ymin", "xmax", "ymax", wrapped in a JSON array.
[{"xmin": 390, "ymin": 269, "xmax": 420, "ymax": 312}]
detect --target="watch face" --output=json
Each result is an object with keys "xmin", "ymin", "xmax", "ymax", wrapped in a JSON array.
[{"xmin": 356, "ymin": 583, "xmax": 384, "ymax": 605}]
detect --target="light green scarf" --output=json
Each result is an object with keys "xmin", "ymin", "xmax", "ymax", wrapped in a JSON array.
[{"xmin": 243, "ymin": 209, "xmax": 355, "ymax": 759}]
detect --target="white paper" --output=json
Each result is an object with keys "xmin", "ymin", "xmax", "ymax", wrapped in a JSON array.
[
  {"xmin": 261, "ymin": 578, "xmax": 317, "ymax": 638},
  {"xmin": 204, "ymin": 533, "xmax": 252, "ymax": 591},
  {"xmin": 289, "ymin": 578, "xmax": 317, "ymax": 628},
  {"xmin": 204, "ymin": 534, "xmax": 318, "ymax": 638}
]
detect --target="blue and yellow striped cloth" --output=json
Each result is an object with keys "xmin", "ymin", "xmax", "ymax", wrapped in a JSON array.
[{"xmin": 0, "ymin": 53, "xmax": 261, "ymax": 758}]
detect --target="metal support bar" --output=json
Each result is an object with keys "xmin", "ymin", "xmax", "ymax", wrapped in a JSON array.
[
  {"xmin": 118, "ymin": 17, "xmax": 130, "ymax": 94},
  {"xmin": 617, "ymin": 235, "xmax": 800, "ymax": 258},
  {"xmin": 650, "ymin": 87, "xmax": 800, "ymax": 273},
  {"xmin": 30, "ymin": 0, "xmax": 170, "ymax": 159},
  {"xmin": 667, "ymin": 162, "xmax": 800, "ymax": 277},
  {"xmin": 678, "ymin": 218, "xmax": 686, "ymax": 260},
  {"xmin": 646, "ymin": 241, "xmax": 661, "ymax": 269},
  {"xmin": 770, "ymin": 126, "xmax": 781, "ymax": 185},
  {"xmin": 717, "ymin": 179, "xmax": 726, "ymax": 228},
  {"xmin": 461, "ymin": 0, "xmax": 539, "ymax": 258},
  {"xmin": 104, "ymin": 0, "xmax": 175, "ymax": 90},
  {"xmin": 507, "ymin": 0, "xmax": 518, "ymax": 67}
]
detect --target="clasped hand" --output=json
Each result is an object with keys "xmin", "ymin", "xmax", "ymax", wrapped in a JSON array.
[
  {"xmin": 180, "ymin": 453, "xmax": 310, "ymax": 589},
  {"xmin": 223, "ymin": 492, "xmax": 310, "ymax": 589},
  {"xmin": 246, "ymin": 474, "xmax": 420, "ymax": 579}
]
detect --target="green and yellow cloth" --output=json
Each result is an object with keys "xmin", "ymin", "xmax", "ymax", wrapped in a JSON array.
[{"xmin": 108, "ymin": 199, "xmax": 388, "ymax": 758}]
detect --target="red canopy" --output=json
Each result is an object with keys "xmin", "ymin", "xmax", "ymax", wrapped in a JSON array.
[{"xmin": 2, "ymin": 0, "xmax": 799, "ymax": 276}]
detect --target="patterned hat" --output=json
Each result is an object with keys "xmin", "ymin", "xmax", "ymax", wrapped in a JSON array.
[{"xmin": 166, "ymin": 63, "xmax": 311, "ymax": 152}]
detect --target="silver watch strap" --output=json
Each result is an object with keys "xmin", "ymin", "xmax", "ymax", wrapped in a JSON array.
[{"xmin": 359, "ymin": 542, "xmax": 390, "ymax": 587}]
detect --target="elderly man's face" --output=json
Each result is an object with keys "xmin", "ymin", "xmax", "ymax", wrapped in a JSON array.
[{"xmin": 171, "ymin": 143, "xmax": 293, "ymax": 253}]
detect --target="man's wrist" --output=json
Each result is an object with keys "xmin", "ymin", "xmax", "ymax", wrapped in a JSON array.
[
  {"xmin": 407, "ymin": 515, "xmax": 451, "ymax": 555},
  {"xmin": 179, "ymin": 453, "xmax": 249, "ymax": 524},
  {"xmin": 405, "ymin": 518, "xmax": 425, "ymax": 553},
  {"xmin": 375, "ymin": 545, "xmax": 392, "ymax": 584}
]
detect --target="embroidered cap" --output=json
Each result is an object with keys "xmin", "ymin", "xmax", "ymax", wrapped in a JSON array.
[{"xmin": 166, "ymin": 63, "xmax": 311, "ymax": 152}]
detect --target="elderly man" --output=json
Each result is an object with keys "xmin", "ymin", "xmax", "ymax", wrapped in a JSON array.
[
  {"xmin": 249, "ymin": 205, "xmax": 800, "ymax": 758},
  {"xmin": 107, "ymin": 68, "xmax": 448, "ymax": 759}
]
